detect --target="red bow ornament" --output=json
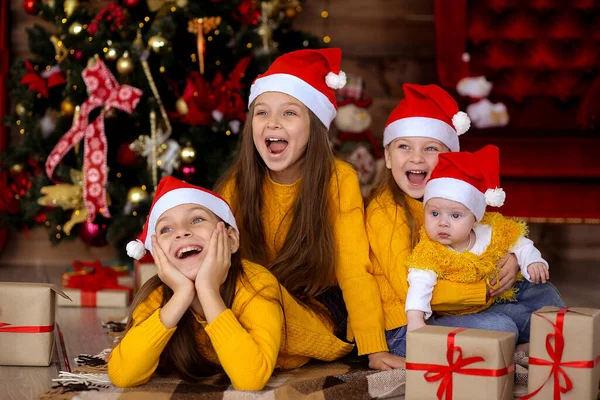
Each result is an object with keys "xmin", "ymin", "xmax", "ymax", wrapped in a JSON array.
[
  {"xmin": 45, "ymin": 59, "xmax": 142, "ymax": 221},
  {"xmin": 20, "ymin": 62, "xmax": 66, "ymax": 98}
]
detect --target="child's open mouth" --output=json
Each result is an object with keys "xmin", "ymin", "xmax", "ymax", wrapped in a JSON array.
[
  {"xmin": 176, "ymin": 246, "xmax": 203, "ymax": 259},
  {"xmin": 266, "ymin": 138, "xmax": 288, "ymax": 155},
  {"xmin": 406, "ymin": 170, "xmax": 427, "ymax": 185}
]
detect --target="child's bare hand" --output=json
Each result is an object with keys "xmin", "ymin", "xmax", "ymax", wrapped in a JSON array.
[
  {"xmin": 489, "ymin": 253, "xmax": 519, "ymax": 297},
  {"xmin": 527, "ymin": 262, "xmax": 549, "ymax": 284},
  {"xmin": 152, "ymin": 235, "xmax": 195, "ymax": 296},
  {"xmin": 368, "ymin": 352, "xmax": 406, "ymax": 371},
  {"xmin": 195, "ymin": 222, "xmax": 231, "ymax": 293}
]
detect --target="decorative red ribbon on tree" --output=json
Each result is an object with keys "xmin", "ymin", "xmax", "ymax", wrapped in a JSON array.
[
  {"xmin": 520, "ymin": 308, "xmax": 600, "ymax": 400},
  {"xmin": 45, "ymin": 59, "xmax": 142, "ymax": 221},
  {"xmin": 406, "ymin": 327, "xmax": 515, "ymax": 400}
]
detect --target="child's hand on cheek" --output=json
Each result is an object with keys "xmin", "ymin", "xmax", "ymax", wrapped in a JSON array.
[
  {"xmin": 195, "ymin": 222, "xmax": 232, "ymax": 294},
  {"xmin": 152, "ymin": 235, "xmax": 195, "ymax": 297}
]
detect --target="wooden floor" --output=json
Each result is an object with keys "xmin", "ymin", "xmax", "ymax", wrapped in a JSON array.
[{"xmin": 0, "ymin": 259, "xmax": 599, "ymax": 399}]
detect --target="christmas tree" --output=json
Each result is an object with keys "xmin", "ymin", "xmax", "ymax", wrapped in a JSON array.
[{"xmin": 1, "ymin": 0, "xmax": 321, "ymax": 261}]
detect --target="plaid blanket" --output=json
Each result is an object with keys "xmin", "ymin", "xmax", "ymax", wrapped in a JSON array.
[{"xmin": 39, "ymin": 322, "xmax": 530, "ymax": 399}]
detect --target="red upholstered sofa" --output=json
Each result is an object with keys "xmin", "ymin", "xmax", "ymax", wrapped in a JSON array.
[{"xmin": 434, "ymin": 0, "xmax": 600, "ymax": 223}]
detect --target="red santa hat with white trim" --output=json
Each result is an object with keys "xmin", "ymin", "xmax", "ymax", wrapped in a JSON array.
[
  {"xmin": 248, "ymin": 48, "xmax": 347, "ymax": 129},
  {"xmin": 423, "ymin": 145, "xmax": 506, "ymax": 221},
  {"xmin": 383, "ymin": 83, "xmax": 471, "ymax": 152},
  {"xmin": 126, "ymin": 176, "xmax": 238, "ymax": 260}
]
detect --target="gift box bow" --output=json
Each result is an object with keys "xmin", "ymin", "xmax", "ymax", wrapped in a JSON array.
[
  {"xmin": 406, "ymin": 327, "xmax": 515, "ymax": 400},
  {"xmin": 62, "ymin": 260, "xmax": 131, "ymax": 292},
  {"xmin": 520, "ymin": 307, "xmax": 600, "ymax": 400}
]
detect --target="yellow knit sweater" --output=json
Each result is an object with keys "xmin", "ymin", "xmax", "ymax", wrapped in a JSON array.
[
  {"xmin": 219, "ymin": 159, "xmax": 387, "ymax": 355},
  {"xmin": 107, "ymin": 260, "xmax": 353, "ymax": 390},
  {"xmin": 365, "ymin": 187, "xmax": 488, "ymax": 330}
]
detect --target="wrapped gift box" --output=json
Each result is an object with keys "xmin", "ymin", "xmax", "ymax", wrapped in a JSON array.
[
  {"xmin": 406, "ymin": 325, "xmax": 515, "ymax": 400},
  {"xmin": 58, "ymin": 260, "xmax": 133, "ymax": 308},
  {"xmin": 57, "ymin": 288, "xmax": 131, "ymax": 308},
  {"xmin": 0, "ymin": 282, "xmax": 69, "ymax": 366},
  {"xmin": 526, "ymin": 307, "xmax": 600, "ymax": 400},
  {"xmin": 135, "ymin": 260, "xmax": 157, "ymax": 290}
]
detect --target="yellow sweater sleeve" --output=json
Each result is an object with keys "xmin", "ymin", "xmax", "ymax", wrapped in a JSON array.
[
  {"xmin": 333, "ymin": 161, "xmax": 387, "ymax": 355},
  {"xmin": 366, "ymin": 197, "xmax": 412, "ymax": 302},
  {"xmin": 205, "ymin": 269, "xmax": 283, "ymax": 391},
  {"xmin": 108, "ymin": 288, "xmax": 176, "ymax": 388}
]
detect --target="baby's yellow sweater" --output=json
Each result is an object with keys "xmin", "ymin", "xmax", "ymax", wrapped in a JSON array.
[
  {"xmin": 220, "ymin": 159, "xmax": 388, "ymax": 355},
  {"xmin": 108, "ymin": 260, "xmax": 353, "ymax": 390},
  {"xmin": 365, "ymin": 187, "xmax": 488, "ymax": 330}
]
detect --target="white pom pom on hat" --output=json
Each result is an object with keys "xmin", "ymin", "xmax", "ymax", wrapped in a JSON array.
[
  {"xmin": 423, "ymin": 145, "xmax": 504, "ymax": 221},
  {"xmin": 452, "ymin": 111, "xmax": 471, "ymax": 135},
  {"xmin": 126, "ymin": 239, "xmax": 146, "ymax": 260},
  {"xmin": 326, "ymin": 71, "xmax": 347, "ymax": 89},
  {"xmin": 248, "ymin": 48, "xmax": 346, "ymax": 129},
  {"xmin": 383, "ymin": 83, "xmax": 470, "ymax": 152}
]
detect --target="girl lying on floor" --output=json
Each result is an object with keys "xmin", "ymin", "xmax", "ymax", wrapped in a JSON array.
[{"xmin": 108, "ymin": 176, "xmax": 352, "ymax": 390}]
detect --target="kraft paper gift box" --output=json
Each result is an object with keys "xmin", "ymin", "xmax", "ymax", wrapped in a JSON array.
[
  {"xmin": 406, "ymin": 325, "xmax": 515, "ymax": 400},
  {"xmin": 0, "ymin": 282, "xmax": 69, "ymax": 366},
  {"xmin": 525, "ymin": 306, "xmax": 600, "ymax": 400},
  {"xmin": 57, "ymin": 260, "xmax": 133, "ymax": 308},
  {"xmin": 135, "ymin": 260, "xmax": 157, "ymax": 290}
]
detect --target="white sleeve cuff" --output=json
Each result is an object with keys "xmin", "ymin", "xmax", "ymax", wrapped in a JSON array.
[{"xmin": 405, "ymin": 268, "xmax": 437, "ymax": 319}]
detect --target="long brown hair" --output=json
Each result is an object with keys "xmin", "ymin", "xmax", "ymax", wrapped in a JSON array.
[
  {"xmin": 123, "ymin": 250, "xmax": 245, "ymax": 381},
  {"xmin": 216, "ymin": 103, "xmax": 337, "ymax": 306},
  {"xmin": 368, "ymin": 167, "xmax": 418, "ymax": 249}
]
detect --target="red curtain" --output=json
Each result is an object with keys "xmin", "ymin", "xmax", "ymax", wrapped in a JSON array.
[{"xmin": 0, "ymin": 0, "xmax": 9, "ymax": 251}]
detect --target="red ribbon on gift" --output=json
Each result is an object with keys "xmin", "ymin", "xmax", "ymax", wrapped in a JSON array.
[
  {"xmin": 63, "ymin": 260, "xmax": 132, "ymax": 307},
  {"xmin": 406, "ymin": 327, "xmax": 515, "ymax": 400},
  {"xmin": 520, "ymin": 307, "xmax": 600, "ymax": 400},
  {"xmin": 0, "ymin": 322, "xmax": 54, "ymax": 333},
  {"xmin": 45, "ymin": 59, "xmax": 142, "ymax": 222},
  {"xmin": 20, "ymin": 61, "xmax": 66, "ymax": 98}
]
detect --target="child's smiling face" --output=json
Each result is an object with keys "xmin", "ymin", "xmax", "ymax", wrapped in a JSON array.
[
  {"xmin": 154, "ymin": 203, "xmax": 225, "ymax": 280},
  {"xmin": 252, "ymin": 91, "xmax": 311, "ymax": 184},
  {"xmin": 384, "ymin": 136, "xmax": 450, "ymax": 199}
]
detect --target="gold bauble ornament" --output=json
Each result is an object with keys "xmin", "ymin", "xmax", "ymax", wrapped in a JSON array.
[
  {"xmin": 116, "ymin": 51, "xmax": 134, "ymax": 75},
  {"xmin": 127, "ymin": 186, "xmax": 148, "ymax": 204},
  {"xmin": 285, "ymin": 8, "xmax": 297, "ymax": 18},
  {"xmin": 148, "ymin": 35, "xmax": 167, "ymax": 53},
  {"xmin": 9, "ymin": 164, "xmax": 24, "ymax": 177},
  {"xmin": 175, "ymin": 98, "xmax": 189, "ymax": 115},
  {"xmin": 60, "ymin": 99, "xmax": 75, "ymax": 116},
  {"xmin": 15, "ymin": 103, "xmax": 27, "ymax": 117},
  {"xmin": 176, "ymin": 0, "xmax": 189, "ymax": 6},
  {"xmin": 63, "ymin": 0, "xmax": 78, "ymax": 17},
  {"xmin": 179, "ymin": 145, "xmax": 196, "ymax": 165},
  {"xmin": 68, "ymin": 22, "xmax": 84, "ymax": 35},
  {"xmin": 105, "ymin": 47, "xmax": 119, "ymax": 61}
]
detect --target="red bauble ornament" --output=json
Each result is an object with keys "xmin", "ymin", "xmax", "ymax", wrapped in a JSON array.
[
  {"xmin": 117, "ymin": 143, "xmax": 139, "ymax": 167},
  {"xmin": 23, "ymin": 0, "xmax": 38, "ymax": 14},
  {"xmin": 78, "ymin": 220, "xmax": 108, "ymax": 247},
  {"xmin": 122, "ymin": 0, "xmax": 140, "ymax": 7},
  {"xmin": 71, "ymin": 49, "xmax": 84, "ymax": 62},
  {"xmin": 181, "ymin": 165, "xmax": 196, "ymax": 182}
]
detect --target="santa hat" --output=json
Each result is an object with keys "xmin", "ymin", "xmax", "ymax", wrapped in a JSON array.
[
  {"xmin": 383, "ymin": 83, "xmax": 470, "ymax": 152},
  {"xmin": 423, "ymin": 145, "xmax": 506, "ymax": 221},
  {"xmin": 126, "ymin": 176, "xmax": 237, "ymax": 260},
  {"xmin": 248, "ymin": 48, "xmax": 347, "ymax": 129}
]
